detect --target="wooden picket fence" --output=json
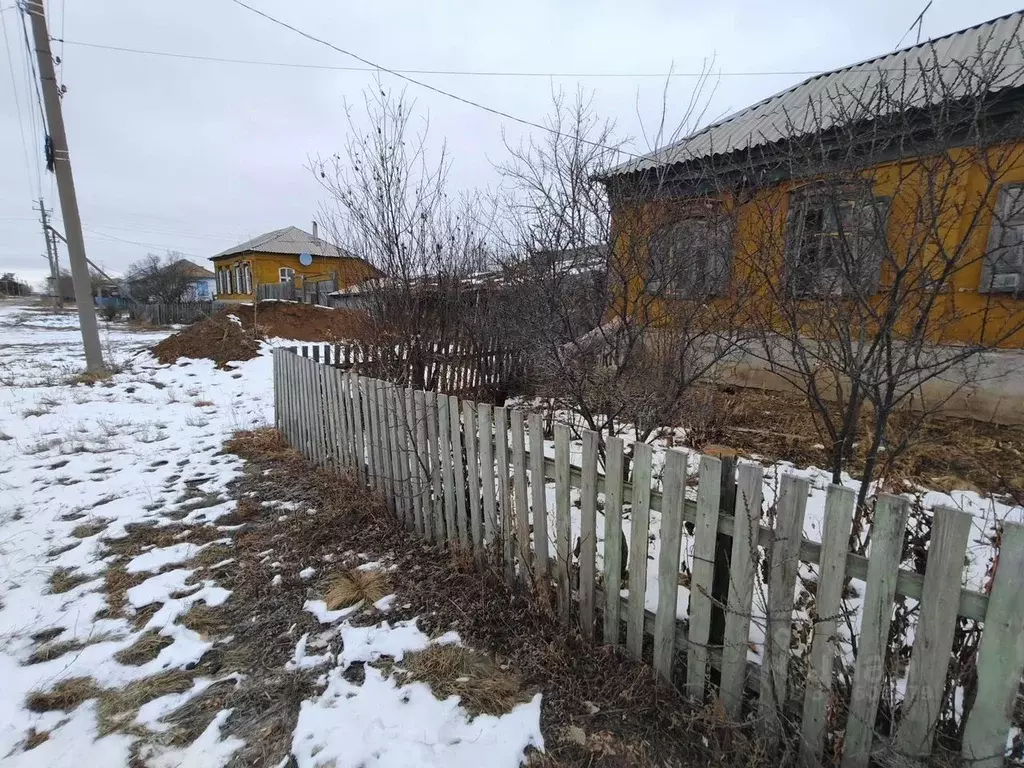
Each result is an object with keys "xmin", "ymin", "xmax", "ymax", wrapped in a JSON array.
[
  {"xmin": 292, "ymin": 341, "xmax": 527, "ymax": 401},
  {"xmin": 272, "ymin": 347, "xmax": 1024, "ymax": 768},
  {"xmin": 127, "ymin": 301, "xmax": 215, "ymax": 325}
]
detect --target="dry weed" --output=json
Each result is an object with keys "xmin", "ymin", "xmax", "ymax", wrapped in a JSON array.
[
  {"xmin": 113, "ymin": 630, "xmax": 173, "ymax": 665},
  {"xmin": 223, "ymin": 427, "xmax": 296, "ymax": 462},
  {"xmin": 402, "ymin": 644, "xmax": 529, "ymax": 716},
  {"xmin": 96, "ymin": 670, "xmax": 195, "ymax": 736},
  {"xmin": 26, "ymin": 639, "xmax": 85, "ymax": 665},
  {"xmin": 70, "ymin": 519, "xmax": 109, "ymax": 538},
  {"xmin": 102, "ymin": 563, "xmax": 146, "ymax": 617},
  {"xmin": 178, "ymin": 604, "xmax": 231, "ymax": 639},
  {"xmin": 48, "ymin": 567, "xmax": 90, "ymax": 594},
  {"xmin": 23, "ymin": 729, "xmax": 49, "ymax": 750},
  {"xmin": 323, "ymin": 568, "xmax": 390, "ymax": 610},
  {"xmin": 26, "ymin": 677, "xmax": 100, "ymax": 712}
]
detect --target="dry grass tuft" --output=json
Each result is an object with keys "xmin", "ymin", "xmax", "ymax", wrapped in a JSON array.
[
  {"xmin": 48, "ymin": 567, "xmax": 90, "ymax": 594},
  {"xmin": 184, "ymin": 543, "xmax": 234, "ymax": 570},
  {"xmin": 70, "ymin": 519, "xmax": 109, "ymax": 538},
  {"xmin": 113, "ymin": 630, "xmax": 173, "ymax": 665},
  {"xmin": 323, "ymin": 568, "xmax": 390, "ymax": 610},
  {"xmin": 223, "ymin": 427, "xmax": 297, "ymax": 462},
  {"xmin": 26, "ymin": 677, "xmax": 100, "ymax": 712},
  {"xmin": 26, "ymin": 639, "xmax": 85, "ymax": 665},
  {"xmin": 96, "ymin": 670, "xmax": 194, "ymax": 736},
  {"xmin": 178, "ymin": 604, "xmax": 231, "ymax": 639},
  {"xmin": 402, "ymin": 644, "xmax": 529, "ymax": 717},
  {"xmin": 214, "ymin": 497, "xmax": 262, "ymax": 527},
  {"xmin": 103, "ymin": 563, "xmax": 147, "ymax": 617},
  {"xmin": 23, "ymin": 729, "xmax": 49, "ymax": 750},
  {"xmin": 30, "ymin": 627, "xmax": 64, "ymax": 644}
]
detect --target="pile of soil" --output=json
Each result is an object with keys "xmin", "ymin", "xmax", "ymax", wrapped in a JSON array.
[{"xmin": 152, "ymin": 301, "xmax": 377, "ymax": 367}]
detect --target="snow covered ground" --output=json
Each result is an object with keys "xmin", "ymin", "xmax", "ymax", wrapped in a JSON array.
[{"xmin": 0, "ymin": 303, "xmax": 542, "ymax": 767}]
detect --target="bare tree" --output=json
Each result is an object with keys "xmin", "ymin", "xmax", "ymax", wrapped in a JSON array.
[
  {"xmin": 126, "ymin": 252, "xmax": 192, "ymax": 304},
  {"xmin": 495, "ymin": 85, "xmax": 747, "ymax": 470},
  {"xmin": 312, "ymin": 83, "xmax": 500, "ymax": 390}
]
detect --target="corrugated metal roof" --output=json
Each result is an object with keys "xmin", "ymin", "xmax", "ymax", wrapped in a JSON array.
[
  {"xmin": 608, "ymin": 11, "xmax": 1024, "ymax": 177},
  {"xmin": 213, "ymin": 226, "xmax": 352, "ymax": 259}
]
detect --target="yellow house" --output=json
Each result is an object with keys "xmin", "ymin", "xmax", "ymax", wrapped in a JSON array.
[
  {"xmin": 601, "ymin": 11, "xmax": 1024, "ymax": 420},
  {"xmin": 210, "ymin": 225, "xmax": 379, "ymax": 301}
]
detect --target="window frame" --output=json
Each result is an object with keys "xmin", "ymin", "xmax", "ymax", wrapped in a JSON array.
[
  {"xmin": 648, "ymin": 206, "xmax": 734, "ymax": 299},
  {"xmin": 980, "ymin": 183, "xmax": 1024, "ymax": 296},
  {"xmin": 279, "ymin": 267, "xmax": 295, "ymax": 284},
  {"xmin": 784, "ymin": 185, "xmax": 887, "ymax": 299}
]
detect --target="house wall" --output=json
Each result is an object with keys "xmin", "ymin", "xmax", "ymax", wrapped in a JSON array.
[
  {"xmin": 610, "ymin": 141, "xmax": 1024, "ymax": 422},
  {"xmin": 211, "ymin": 252, "xmax": 377, "ymax": 301},
  {"xmin": 611, "ymin": 142, "xmax": 1024, "ymax": 349}
]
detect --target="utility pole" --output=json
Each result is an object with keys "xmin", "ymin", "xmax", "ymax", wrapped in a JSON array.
[
  {"xmin": 25, "ymin": 0, "xmax": 104, "ymax": 371},
  {"xmin": 38, "ymin": 198, "xmax": 61, "ymax": 309}
]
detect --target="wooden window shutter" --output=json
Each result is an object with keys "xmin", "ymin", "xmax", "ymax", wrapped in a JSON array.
[{"xmin": 981, "ymin": 184, "xmax": 1024, "ymax": 293}]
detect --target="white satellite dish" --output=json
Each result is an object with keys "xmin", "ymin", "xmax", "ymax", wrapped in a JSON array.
[{"xmin": 298, "ymin": 252, "xmax": 313, "ymax": 266}]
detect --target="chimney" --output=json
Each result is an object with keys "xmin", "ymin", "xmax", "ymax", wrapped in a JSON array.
[{"xmin": 312, "ymin": 221, "xmax": 318, "ymax": 242}]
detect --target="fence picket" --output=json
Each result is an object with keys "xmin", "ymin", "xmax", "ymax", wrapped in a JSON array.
[
  {"xmin": 297, "ymin": 357, "xmax": 310, "ymax": 457},
  {"xmin": 720, "ymin": 462, "xmax": 765, "ymax": 719},
  {"xmin": 495, "ymin": 407, "xmax": 514, "ymax": 584},
  {"xmin": 528, "ymin": 412, "xmax": 550, "ymax": 582},
  {"xmin": 352, "ymin": 373, "xmax": 366, "ymax": 483},
  {"xmin": 427, "ymin": 392, "xmax": 445, "ymax": 542},
  {"xmin": 510, "ymin": 411, "xmax": 531, "ymax": 578},
  {"xmin": 463, "ymin": 401, "xmax": 483, "ymax": 562},
  {"xmin": 554, "ymin": 423, "xmax": 572, "ymax": 624},
  {"xmin": 759, "ymin": 474, "xmax": 810, "ymax": 735},
  {"xmin": 333, "ymin": 367, "xmax": 348, "ymax": 470},
  {"xmin": 449, "ymin": 395, "xmax": 469, "ymax": 549},
  {"xmin": 439, "ymin": 395, "xmax": 457, "ymax": 546},
  {"xmin": 626, "ymin": 442, "xmax": 654, "ymax": 659},
  {"xmin": 579, "ymin": 429, "xmax": 599, "ymax": 642},
  {"xmin": 324, "ymin": 365, "xmax": 341, "ymax": 471},
  {"xmin": 318, "ymin": 364, "xmax": 331, "ymax": 466},
  {"xmin": 377, "ymin": 382, "xmax": 393, "ymax": 502},
  {"xmin": 603, "ymin": 437, "xmax": 625, "ymax": 646},
  {"xmin": 415, "ymin": 390, "xmax": 432, "ymax": 541},
  {"xmin": 362, "ymin": 377, "xmax": 377, "ymax": 486},
  {"xmin": 392, "ymin": 386, "xmax": 411, "ymax": 529},
  {"xmin": 653, "ymin": 448, "xmax": 687, "ymax": 682},
  {"xmin": 799, "ymin": 484, "xmax": 855, "ymax": 767},
  {"xmin": 387, "ymin": 384, "xmax": 404, "ymax": 514},
  {"xmin": 686, "ymin": 454, "xmax": 723, "ymax": 700},
  {"xmin": 478, "ymin": 403, "xmax": 498, "ymax": 548},
  {"xmin": 842, "ymin": 494, "xmax": 911, "ymax": 768},
  {"xmin": 895, "ymin": 506, "xmax": 972, "ymax": 757},
  {"xmin": 961, "ymin": 521, "xmax": 1024, "ymax": 768},
  {"xmin": 405, "ymin": 388, "xmax": 420, "ymax": 532}
]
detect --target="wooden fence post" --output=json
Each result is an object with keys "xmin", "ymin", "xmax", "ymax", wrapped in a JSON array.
[
  {"xmin": 720, "ymin": 462, "xmax": 764, "ymax": 719},
  {"xmin": 414, "ymin": 390, "xmax": 431, "ymax": 540},
  {"xmin": 626, "ymin": 442, "xmax": 654, "ymax": 659},
  {"xmin": 653, "ymin": 448, "xmax": 687, "ymax": 682},
  {"xmin": 426, "ymin": 392, "xmax": 445, "ymax": 543},
  {"xmin": 760, "ymin": 473, "xmax": 810, "ymax": 739},
  {"xmin": 686, "ymin": 454, "xmax": 723, "ymax": 700},
  {"xmin": 439, "ymin": 395, "xmax": 456, "ymax": 546},
  {"xmin": 578, "ymin": 429, "xmax": 599, "ymax": 642},
  {"xmin": 799, "ymin": 484, "xmax": 856, "ymax": 767},
  {"xmin": 842, "ymin": 494, "xmax": 911, "ymax": 768},
  {"xmin": 528, "ymin": 412, "xmax": 550, "ymax": 583},
  {"xmin": 463, "ymin": 400, "xmax": 483, "ymax": 562},
  {"xmin": 553, "ymin": 423, "xmax": 572, "ymax": 626},
  {"xmin": 603, "ymin": 436, "xmax": 625, "ymax": 647},
  {"xmin": 511, "ymin": 410, "xmax": 531, "ymax": 579},
  {"xmin": 478, "ymin": 403, "xmax": 498, "ymax": 549},
  {"xmin": 961, "ymin": 521, "xmax": 1024, "ymax": 768},
  {"xmin": 495, "ymin": 406, "xmax": 514, "ymax": 584},
  {"xmin": 449, "ymin": 395, "xmax": 468, "ymax": 549}
]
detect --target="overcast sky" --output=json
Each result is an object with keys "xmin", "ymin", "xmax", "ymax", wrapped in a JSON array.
[{"xmin": 2, "ymin": 0, "xmax": 1021, "ymax": 286}]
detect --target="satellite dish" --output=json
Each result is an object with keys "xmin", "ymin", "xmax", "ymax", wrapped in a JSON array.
[{"xmin": 298, "ymin": 252, "xmax": 313, "ymax": 267}]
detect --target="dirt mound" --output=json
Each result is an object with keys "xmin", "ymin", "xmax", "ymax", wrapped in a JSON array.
[
  {"xmin": 241, "ymin": 301, "xmax": 377, "ymax": 342},
  {"xmin": 152, "ymin": 311, "xmax": 261, "ymax": 368},
  {"xmin": 152, "ymin": 302, "xmax": 377, "ymax": 367}
]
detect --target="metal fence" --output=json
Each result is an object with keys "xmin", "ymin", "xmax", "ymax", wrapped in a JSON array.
[{"xmin": 272, "ymin": 346, "xmax": 1024, "ymax": 768}]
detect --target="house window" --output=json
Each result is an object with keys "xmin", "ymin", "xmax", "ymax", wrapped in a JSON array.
[
  {"xmin": 280, "ymin": 267, "xmax": 295, "ymax": 284},
  {"xmin": 785, "ymin": 186, "xmax": 887, "ymax": 298},
  {"xmin": 243, "ymin": 263, "xmax": 253, "ymax": 294},
  {"xmin": 981, "ymin": 184, "xmax": 1024, "ymax": 294},
  {"xmin": 648, "ymin": 214, "xmax": 733, "ymax": 298}
]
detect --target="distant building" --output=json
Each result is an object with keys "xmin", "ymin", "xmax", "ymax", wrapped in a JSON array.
[{"xmin": 209, "ymin": 225, "xmax": 380, "ymax": 302}]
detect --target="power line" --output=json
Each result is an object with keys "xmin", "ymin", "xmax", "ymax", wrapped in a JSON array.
[
  {"xmin": 82, "ymin": 226, "xmax": 203, "ymax": 255},
  {"xmin": 18, "ymin": 4, "xmax": 47, "ymax": 132},
  {"xmin": 226, "ymin": 0, "xmax": 646, "ymax": 158},
  {"xmin": 56, "ymin": 38, "xmax": 843, "ymax": 79},
  {"xmin": 1, "ymin": 3, "xmax": 36, "ymax": 195}
]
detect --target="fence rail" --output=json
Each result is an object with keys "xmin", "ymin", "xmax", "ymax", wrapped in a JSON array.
[
  {"xmin": 127, "ymin": 301, "xmax": 215, "ymax": 325},
  {"xmin": 272, "ymin": 347, "xmax": 1024, "ymax": 768}
]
